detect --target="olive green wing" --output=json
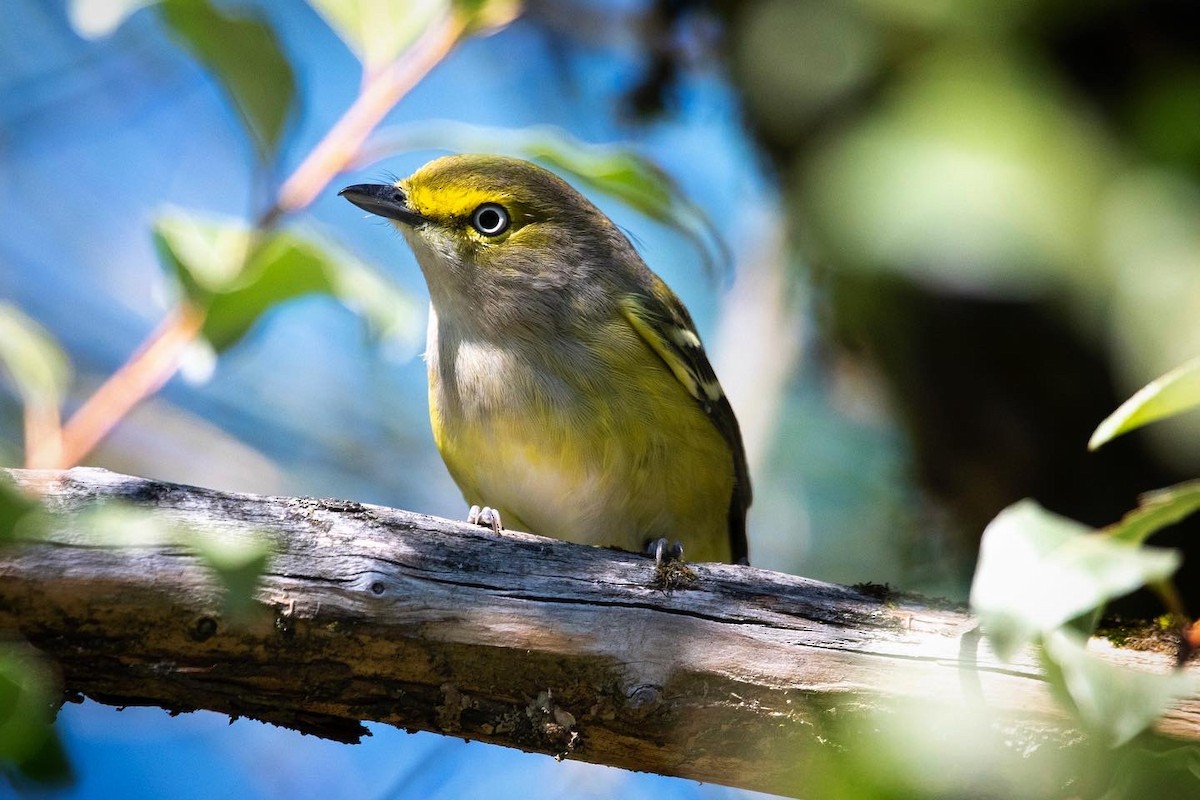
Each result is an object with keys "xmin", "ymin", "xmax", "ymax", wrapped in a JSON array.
[{"xmin": 619, "ymin": 280, "xmax": 752, "ymax": 564}]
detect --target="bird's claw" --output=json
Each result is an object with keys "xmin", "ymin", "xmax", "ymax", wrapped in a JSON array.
[
  {"xmin": 468, "ymin": 504, "xmax": 503, "ymax": 534},
  {"xmin": 646, "ymin": 537, "xmax": 685, "ymax": 566}
]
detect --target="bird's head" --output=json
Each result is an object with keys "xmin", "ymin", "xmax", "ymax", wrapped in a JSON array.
[{"xmin": 340, "ymin": 155, "xmax": 630, "ymax": 308}]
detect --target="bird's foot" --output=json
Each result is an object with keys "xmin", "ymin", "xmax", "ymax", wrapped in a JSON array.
[
  {"xmin": 646, "ymin": 537, "xmax": 685, "ymax": 566},
  {"xmin": 467, "ymin": 505, "xmax": 503, "ymax": 534},
  {"xmin": 646, "ymin": 537, "xmax": 697, "ymax": 590}
]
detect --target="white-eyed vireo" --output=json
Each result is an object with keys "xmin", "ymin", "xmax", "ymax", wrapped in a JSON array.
[{"xmin": 341, "ymin": 155, "xmax": 751, "ymax": 563}]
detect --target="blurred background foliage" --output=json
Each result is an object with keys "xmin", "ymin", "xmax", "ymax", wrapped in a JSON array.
[{"xmin": 2, "ymin": 0, "xmax": 1200, "ymax": 797}]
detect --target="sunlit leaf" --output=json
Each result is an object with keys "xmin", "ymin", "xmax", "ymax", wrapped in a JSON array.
[
  {"xmin": 1106, "ymin": 481, "xmax": 1200, "ymax": 546},
  {"xmin": 1042, "ymin": 629, "xmax": 1195, "ymax": 747},
  {"xmin": 306, "ymin": 0, "xmax": 449, "ymax": 72},
  {"xmin": 200, "ymin": 231, "xmax": 419, "ymax": 352},
  {"xmin": 453, "ymin": 0, "xmax": 521, "ymax": 35},
  {"xmin": 158, "ymin": 0, "xmax": 296, "ymax": 162},
  {"xmin": 0, "ymin": 644, "xmax": 69, "ymax": 785},
  {"xmin": 1090, "ymin": 357, "xmax": 1200, "ymax": 450},
  {"xmin": 0, "ymin": 304, "xmax": 71, "ymax": 410},
  {"xmin": 155, "ymin": 210, "xmax": 417, "ymax": 353},
  {"xmin": 970, "ymin": 500, "xmax": 1180, "ymax": 660},
  {"xmin": 200, "ymin": 233, "xmax": 337, "ymax": 351},
  {"xmin": 154, "ymin": 210, "xmax": 255, "ymax": 300},
  {"xmin": 66, "ymin": 0, "xmax": 157, "ymax": 38}
]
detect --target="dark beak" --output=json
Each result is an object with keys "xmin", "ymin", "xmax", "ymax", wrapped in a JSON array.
[{"xmin": 339, "ymin": 183, "xmax": 425, "ymax": 226}]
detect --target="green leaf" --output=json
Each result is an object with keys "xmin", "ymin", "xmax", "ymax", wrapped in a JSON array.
[
  {"xmin": 0, "ymin": 478, "xmax": 44, "ymax": 544},
  {"xmin": 1042, "ymin": 629, "xmax": 1195, "ymax": 747},
  {"xmin": 0, "ymin": 304, "xmax": 71, "ymax": 410},
  {"xmin": 201, "ymin": 233, "xmax": 337, "ymax": 351},
  {"xmin": 6, "ymin": 728, "xmax": 72, "ymax": 788},
  {"xmin": 155, "ymin": 210, "xmax": 418, "ymax": 353},
  {"xmin": 316, "ymin": 238, "xmax": 423, "ymax": 347},
  {"xmin": 154, "ymin": 209, "xmax": 256, "ymax": 301},
  {"xmin": 1098, "ymin": 745, "xmax": 1200, "ymax": 798},
  {"xmin": 0, "ymin": 644, "xmax": 68, "ymax": 785},
  {"xmin": 528, "ymin": 142, "xmax": 729, "ymax": 281},
  {"xmin": 1106, "ymin": 481, "xmax": 1200, "ymax": 546},
  {"xmin": 158, "ymin": 0, "xmax": 296, "ymax": 162},
  {"xmin": 452, "ymin": 0, "xmax": 522, "ymax": 35},
  {"xmin": 191, "ymin": 530, "xmax": 274, "ymax": 618},
  {"xmin": 67, "ymin": 0, "xmax": 158, "ymax": 38},
  {"xmin": 306, "ymin": 0, "xmax": 450, "ymax": 72},
  {"xmin": 198, "ymin": 230, "xmax": 419, "ymax": 352},
  {"xmin": 970, "ymin": 500, "xmax": 1181, "ymax": 660},
  {"xmin": 76, "ymin": 503, "xmax": 178, "ymax": 548},
  {"xmin": 78, "ymin": 503, "xmax": 272, "ymax": 618},
  {"xmin": 1090, "ymin": 357, "xmax": 1200, "ymax": 450}
]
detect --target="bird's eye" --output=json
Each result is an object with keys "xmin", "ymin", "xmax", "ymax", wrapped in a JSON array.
[{"xmin": 470, "ymin": 203, "xmax": 509, "ymax": 236}]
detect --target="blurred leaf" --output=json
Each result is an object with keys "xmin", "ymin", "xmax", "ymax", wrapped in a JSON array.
[
  {"xmin": 6, "ymin": 728, "xmax": 72, "ymax": 788},
  {"xmin": 805, "ymin": 44, "xmax": 1114, "ymax": 294},
  {"xmin": 363, "ymin": 122, "xmax": 729, "ymax": 279},
  {"xmin": 158, "ymin": 0, "xmax": 295, "ymax": 162},
  {"xmin": 734, "ymin": 0, "xmax": 880, "ymax": 138},
  {"xmin": 1090, "ymin": 357, "xmax": 1200, "ymax": 451},
  {"xmin": 970, "ymin": 500, "xmax": 1180, "ymax": 660},
  {"xmin": 0, "ymin": 478, "xmax": 43, "ymax": 544},
  {"xmin": 317, "ymin": 238, "xmax": 423, "ymax": 347},
  {"xmin": 191, "ymin": 531, "xmax": 274, "ymax": 618},
  {"xmin": 1106, "ymin": 482, "xmax": 1200, "ymax": 546},
  {"xmin": 1042, "ymin": 629, "xmax": 1195, "ymax": 747},
  {"xmin": 154, "ymin": 210, "xmax": 255, "ymax": 301},
  {"xmin": 306, "ymin": 0, "xmax": 449, "ymax": 72},
  {"xmin": 1097, "ymin": 744, "xmax": 1200, "ymax": 798},
  {"xmin": 77, "ymin": 503, "xmax": 178, "ymax": 548},
  {"xmin": 0, "ymin": 644, "xmax": 68, "ymax": 786},
  {"xmin": 200, "ymin": 231, "xmax": 419, "ymax": 351},
  {"xmin": 79, "ymin": 503, "xmax": 271, "ymax": 618},
  {"xmin": 201, "ymin": 233, "xmax": 338, "ymax": 351},
  {"xmin": 155, "ymin": 210, "xmax": 417, "ymax": 352},
  {"xmin": 0, "ymin": 304, "xmax": 71, "ymax": 410},
  {"xmin": 452, "ymin": 0, "xmax": 521, "ymax": 35},
  {"xmin": 66, "ymin": 0, "xmax": 157, "ymax": 38},
  {"xmin": 528, "ymin": 141, "xmax": 729, "ymax": 281}
]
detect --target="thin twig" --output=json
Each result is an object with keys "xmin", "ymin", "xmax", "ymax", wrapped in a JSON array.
[
  {"xmin": 272, "ymin": 12, "xmax": 466, "ymax": 217},
  {"xmin": 55, "ymin": 304, "xmax": 206, "ymax": 468},
  {"xmin": 22, "ymin": 404, "xmax": 62, "ymax": 469}
]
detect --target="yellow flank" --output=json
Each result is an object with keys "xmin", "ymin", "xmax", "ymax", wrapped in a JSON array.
[{"xmin": 429, "ymin": 314, "xmax": 736, "ymax": 563}]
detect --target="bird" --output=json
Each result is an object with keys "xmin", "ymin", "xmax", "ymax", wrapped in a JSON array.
[{"xmin": 340, "ymin": 154, "xmax": 750, "ymax": 564}]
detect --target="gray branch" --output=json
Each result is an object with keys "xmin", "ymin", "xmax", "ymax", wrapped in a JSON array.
[{"xmin": 1, "ymin": 468, "xmax": 1196, "ymax": 797}]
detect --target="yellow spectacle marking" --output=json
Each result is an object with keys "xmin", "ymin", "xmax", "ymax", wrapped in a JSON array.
[{"xmin": 403, "ymin": 182, "xmax": 509, "ymax": 222}]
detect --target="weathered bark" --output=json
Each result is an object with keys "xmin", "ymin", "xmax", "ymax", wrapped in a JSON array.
[{"xmin": 0, "ymin": 467, "xmax": 1196, "ymax": 797}]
